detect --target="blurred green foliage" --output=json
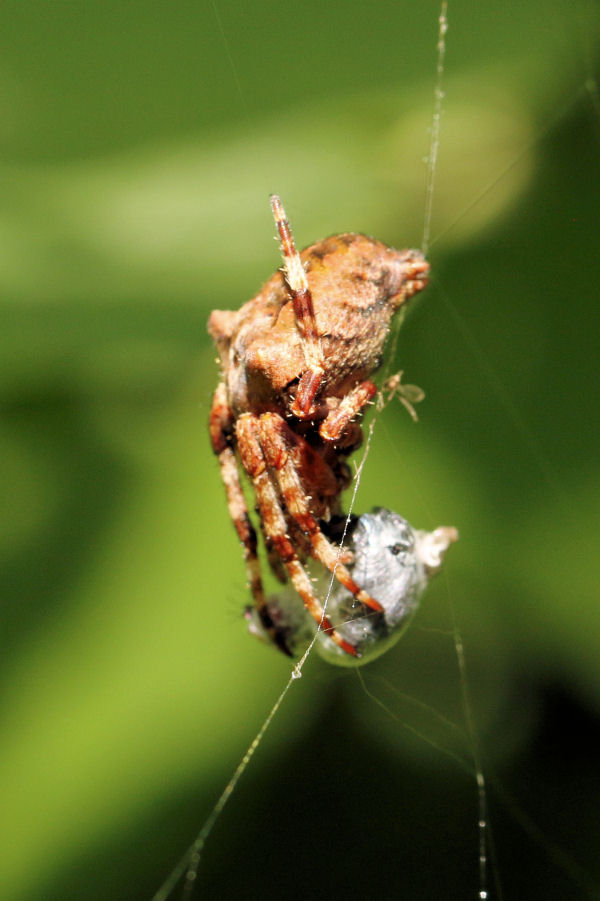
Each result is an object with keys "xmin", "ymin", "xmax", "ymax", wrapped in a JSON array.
[{"xmin": 0, "ymin": 1, "xmax": 599, "ymax": 899}]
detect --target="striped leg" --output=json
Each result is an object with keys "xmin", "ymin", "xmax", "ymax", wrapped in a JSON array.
[
  {"xmin": 258, "ymin": 412, "xmax": 384, "ymax": 615},
  {"xmin": 236, "ymin": 413, "xmax": 358, "ymax": 657},
  {"xmin": 258, "ymin": 475, "xmax": 314, "ymax": 583},
  {"xmin": 270, "ymin": 194, "xmax": 325, "ymax": 418},
  {"xmin": 209, "ymin": 384, "xmax": 288, "ymax": 652},
  {"xmin": 319, "ymin": 380, "xmax": 377, "ymax": 443}
]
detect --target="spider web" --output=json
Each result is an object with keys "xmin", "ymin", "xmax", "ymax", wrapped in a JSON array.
[
  {"xmin": 151, "ymin": 4, "xmax": 600, "ymax": 901},
  {"xmin": 0, "ymin": 2, "xmax": 597, "ymax": 900}
]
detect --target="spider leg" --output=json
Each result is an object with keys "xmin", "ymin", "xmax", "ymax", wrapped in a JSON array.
[
  {"xmin": 259, "ymin": 480, "xmax": 314, "ymax": 583},
  {"xmin": 319, "ymin": 379, "xmax": 377, "ymax": 443},
  {"xmin": 209, "ymin": 384, "xmax": 289, "ymax": 653},
  {"xmin": 270, "ymin": 194, "xmax": 324, "ymax": 418},
  {"xmin": 261, "ymin": 527, "xmax": 288, "ymax": 584},
  {"xmin": 258, "ymin": 412, "xmax": 384, "ymax": 615},
  {"xmin": 237, "ymin": 413, "xmax": 358, "ymax": 657}
]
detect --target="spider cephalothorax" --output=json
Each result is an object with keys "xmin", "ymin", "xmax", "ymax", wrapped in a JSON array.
[{"xmin": 208, "ymin": 195, "xmax": 429, "ymax": 657}]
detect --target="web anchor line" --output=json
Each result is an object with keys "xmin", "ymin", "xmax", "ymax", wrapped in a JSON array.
[{"xmin": 422, "ymin": 0, "xmax": 448, "ymax": 257}]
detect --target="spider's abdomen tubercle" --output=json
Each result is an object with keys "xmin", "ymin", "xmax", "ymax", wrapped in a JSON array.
[{"xmin": 208, "ymin": 234, "xmax": 428, "ymax": 413}]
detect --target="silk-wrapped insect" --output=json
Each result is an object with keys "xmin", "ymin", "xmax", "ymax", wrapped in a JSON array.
[{"xmin": 246, "ymin": 508, "xmax": 458, "ymax": 665}]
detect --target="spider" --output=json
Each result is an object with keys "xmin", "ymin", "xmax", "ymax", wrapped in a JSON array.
[{"xmin": 208, "ymin": 195, "xmax": 429, "ymax": 658}]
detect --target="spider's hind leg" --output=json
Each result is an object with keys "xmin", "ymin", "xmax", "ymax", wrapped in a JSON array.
[{"xmin": 270, "ymin": 194, "xmax": 325, "ymax": 418}]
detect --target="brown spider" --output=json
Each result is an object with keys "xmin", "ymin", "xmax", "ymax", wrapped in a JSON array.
[{"xmin": 208, "ymin": 195, "xmax": 429, "ymax": 657}]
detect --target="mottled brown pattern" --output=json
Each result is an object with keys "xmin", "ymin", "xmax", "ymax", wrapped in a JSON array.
[{"xmin": 208, "ymin": 195, "xmax": 429, "ymax": 656}]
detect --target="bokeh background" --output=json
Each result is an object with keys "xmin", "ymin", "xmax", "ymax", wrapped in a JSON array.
[{"xmin": 1, "ymin": 1, "xmax": 599, "ymax": 899}]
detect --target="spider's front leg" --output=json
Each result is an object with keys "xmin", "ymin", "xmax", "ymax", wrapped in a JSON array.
[
  {"xmin": 209, "ymin": 384, "xmax": 289, "ymax": 654},
  {"xmin": 236, "ymin": 413, "xmax": 359, "ymax": 657},
  {"xmin": 258, "ymin": 412, "xmax": 384, "ymax": 616}
]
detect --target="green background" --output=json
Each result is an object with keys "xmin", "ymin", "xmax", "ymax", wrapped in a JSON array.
[{"xmin": 1, "ymin": 1, "xmax": 599, "ymax": 899}]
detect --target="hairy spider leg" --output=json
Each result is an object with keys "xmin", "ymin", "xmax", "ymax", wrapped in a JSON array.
[
  {"xmin": 259, "ymin": 524, "xmax": 288, "ymax": 584},
  {"xmin": 258, "ymin": 489, "xmax": 316, "ymax": 584},
  {"xmin": 258, "ymin": 412, "xmax": 384, "ymax": 616},
  {"xmin": 209, "ymin": 384, "xmax": 290, "ymax": 654},
  {"xmin": 270, "ymin": 194, "xmax": 325, "ymax": 418},
  {"xmin": 254, "ymin": 430, "xmax": 331, "ymax": 584},
  {"xmin": 236, "ymin": 413, "xmax": 359, "ymax": 657},
  {"xmin": 319, "ymin": 379, "xmax": 378, "ymax": 442}
]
